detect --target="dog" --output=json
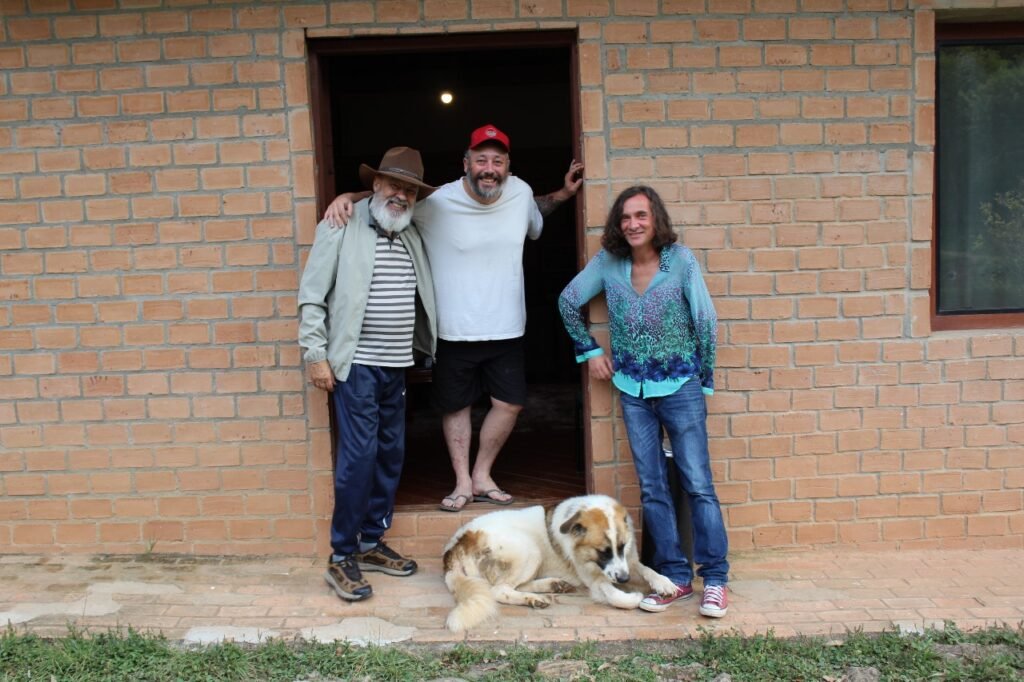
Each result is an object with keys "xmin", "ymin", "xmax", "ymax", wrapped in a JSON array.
[{"xmin": 441, "ymin": 494, "xmax": 678, "ymax": 632}]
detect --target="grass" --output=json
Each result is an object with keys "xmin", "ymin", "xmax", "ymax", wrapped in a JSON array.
[{"xmin": 1, "ymin": 623, "xmax": 1021, "ymax": 681}]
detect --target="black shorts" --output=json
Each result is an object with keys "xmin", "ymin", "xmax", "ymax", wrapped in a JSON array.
[{"xmin": 432, "ymin": 337, "xmax": 527, "ymax": 413}]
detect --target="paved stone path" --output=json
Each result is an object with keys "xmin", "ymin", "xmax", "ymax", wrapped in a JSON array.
[{"xmin": 1, "ymin": 549, "xmax": 1022, "ymax": 645}]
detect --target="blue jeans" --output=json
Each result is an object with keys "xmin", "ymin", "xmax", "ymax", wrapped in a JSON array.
[
  {"xmin": 620, "ymin": 379, "xmax": 729, "ymax": 586},
  {"xmin": 329, "ymin": 364, "xmax": 406, "ymax": 556}
]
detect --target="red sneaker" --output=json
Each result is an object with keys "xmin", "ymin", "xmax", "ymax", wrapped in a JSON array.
[
  {"xmin": 638, "ymin": 583, "xmax": 694, "ymax": 613},
  {"xmin": 699, "ymin": 584, "xmax": 728, "ymax": 618}
]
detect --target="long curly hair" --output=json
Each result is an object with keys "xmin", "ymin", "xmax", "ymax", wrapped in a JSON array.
[{"xmin": 601, "ymin": 185, "xmax": 677, "ymax": 258}]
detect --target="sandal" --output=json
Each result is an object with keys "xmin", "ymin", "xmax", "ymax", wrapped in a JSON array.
[
  {"xmin": 473, "ymin": 488, "xmax": 514, "ymax": 506},
  {"xmin": 438, "ymin": 494, "xmax": 471, "ymax": 512}
]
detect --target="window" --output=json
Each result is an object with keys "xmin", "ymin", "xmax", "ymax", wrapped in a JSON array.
[{"xmin": 934, "ymin": 23, "xmax": 1024, "ymax": 330}]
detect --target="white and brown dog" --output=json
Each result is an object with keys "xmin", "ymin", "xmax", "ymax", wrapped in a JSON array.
[{"xmin": 442, "ymin": 494, "xmax": 678, "ymax": 632}]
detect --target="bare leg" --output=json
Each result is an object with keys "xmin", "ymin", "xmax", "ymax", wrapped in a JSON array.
[
  {"xmin": 471, "ymin": 397, "xmax": 522, "ymax": 501},
  {"xmin": 441, "ymin": 407, "xmax": 473, "ymax": 510}
]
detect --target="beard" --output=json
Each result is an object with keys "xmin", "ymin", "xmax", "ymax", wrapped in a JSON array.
[
  {"xmin": 466, "ymin": 168, "xmax": 507, "ymax": 200},
  {"xmin": 369, "ymin": 193, "xmax": 413, "ymax": 234}
]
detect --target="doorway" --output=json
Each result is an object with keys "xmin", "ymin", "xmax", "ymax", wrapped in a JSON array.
[{"xmin": 307, "ymin": 31, "xmax": 587, "ymax": 507}]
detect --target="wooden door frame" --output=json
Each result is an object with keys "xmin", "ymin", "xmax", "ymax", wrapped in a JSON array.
[{"xmin": 305, "ymin": 30, "xmax": 593, "ymax": 493}]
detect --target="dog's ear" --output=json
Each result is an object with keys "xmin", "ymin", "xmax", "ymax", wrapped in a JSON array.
[
  {"xmin": 559, "ymin": 511, "xmax": 586, "ymax": 537},
  {"xmin": 620, "ymin": 509, "xmax": 634, "ymax": 534}
]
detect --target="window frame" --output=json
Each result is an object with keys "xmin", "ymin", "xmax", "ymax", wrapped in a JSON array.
[{"xmin": 932, "ymin": 21, "xmax": 1024, "ymax": 331}]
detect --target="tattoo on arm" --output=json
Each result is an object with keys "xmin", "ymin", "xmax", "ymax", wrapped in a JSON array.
[{"xmin": 535, "ymin": 192, "xmax": 565, "ymax": 217}]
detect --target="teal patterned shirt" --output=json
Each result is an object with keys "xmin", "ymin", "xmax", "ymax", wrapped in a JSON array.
[{"xmin": 558, "ymin": 244, "xmax": 717, "ymax": 399}]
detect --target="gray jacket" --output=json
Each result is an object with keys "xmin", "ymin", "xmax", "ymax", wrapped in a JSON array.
[{"xmin": 297, "ymin": 199, "xmax": 437, "ymax": 381}]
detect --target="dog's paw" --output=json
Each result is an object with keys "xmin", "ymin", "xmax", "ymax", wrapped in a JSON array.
[
  {"xmin": 612, "ymin": 591, "xmax": 644, "ymax": 609},
  {"xmin": 551, "ymin": 580, "xmax": 576, "ymax": 594},
  {"xmin": 525, "ymin": 595, "xmax": 553, "ymax": 609},
  {"xmin": 652, "ymin": 576, "xmax": 679, "ymax": 596}
]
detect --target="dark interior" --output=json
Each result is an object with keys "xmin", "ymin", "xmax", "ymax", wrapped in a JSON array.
[{"xmin": 315, "ymin": 36, "xmax": 586, "ymax": 507}]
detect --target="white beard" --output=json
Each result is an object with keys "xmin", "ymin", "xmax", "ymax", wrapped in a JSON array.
[{"xmin": 369, "ymin": 193, "xmax": 413, "ymax": 234}]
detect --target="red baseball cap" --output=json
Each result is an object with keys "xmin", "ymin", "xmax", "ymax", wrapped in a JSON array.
[{"xmin": 469, "ymin": 124, "xmax": 510, "ymax": 152}]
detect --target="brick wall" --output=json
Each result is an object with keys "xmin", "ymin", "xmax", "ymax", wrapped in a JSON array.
[
  {"xmin": 0, "ymin": 0, "xmax": 1021, "ymax": 556},
  {"xmin": 0, "ymin": 1, "xmax": 323, "ymax": 554}
]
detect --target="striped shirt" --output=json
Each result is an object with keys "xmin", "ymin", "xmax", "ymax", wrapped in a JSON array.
[{"xmin": 353, "ymin": 232, "xmax": 417, "ymax": 368}]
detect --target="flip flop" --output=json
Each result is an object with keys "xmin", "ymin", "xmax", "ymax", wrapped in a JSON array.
[
  {"xmin": 473, "ymin": 489, "xmax": 514, "ymax": 506},
  {"xmin": 438, "ymin": 494, "xmax": 471, "ymax": 513}
]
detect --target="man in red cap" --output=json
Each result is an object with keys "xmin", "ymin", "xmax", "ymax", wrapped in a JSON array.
[
  {"xmin": 324, "ymin": 125, "xmax": 583, "ymax": 512},
  {"xmin": 301, "ymin": 146, "xmax": 437, "ymax": 601}
]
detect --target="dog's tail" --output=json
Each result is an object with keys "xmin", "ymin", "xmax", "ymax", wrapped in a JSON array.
[{"xmin": 443, "ymin": 531, "xmax": 498, "ymax": 632}]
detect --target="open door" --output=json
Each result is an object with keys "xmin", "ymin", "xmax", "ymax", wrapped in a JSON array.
[{"xmin": 308, "ymin": 31, "xmax": 588, "ymax": 507}]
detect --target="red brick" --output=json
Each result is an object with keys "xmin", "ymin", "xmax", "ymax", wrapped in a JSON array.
[
  {"xmin": 741, "ymin": 17, "xmax": 784, "ymax": 41},
  {"xmin": 10, "ymin": 17, "xmax": 54, "ymax": 41},
  {"xmin": 13, "ymin": 524, "xmax": 54, "ymax": 545}
]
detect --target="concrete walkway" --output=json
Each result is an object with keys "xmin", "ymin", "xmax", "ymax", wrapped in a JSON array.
[{"xmin": 1, "ymin": 549, "xmax": 1023, "ymax": 646}]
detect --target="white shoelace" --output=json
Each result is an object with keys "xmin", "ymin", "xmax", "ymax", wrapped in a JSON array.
[{"xmin": 703, "ymin": 584, "xmax": 726, "ymax": 606}]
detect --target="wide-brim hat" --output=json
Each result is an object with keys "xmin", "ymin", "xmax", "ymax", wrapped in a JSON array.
[{"xmin": 358, "ymin": 146, "xmax": 435, "ymax": 199}]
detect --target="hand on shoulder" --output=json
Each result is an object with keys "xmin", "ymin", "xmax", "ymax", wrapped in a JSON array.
[{"xmin": 324, "ymin": 194, "xmax": 357, "ymax": 228}]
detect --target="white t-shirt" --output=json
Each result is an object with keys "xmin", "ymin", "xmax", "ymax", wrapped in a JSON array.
[{"xmin": 414, "ymin": 176, "xmax": 543, "ymax": 341}]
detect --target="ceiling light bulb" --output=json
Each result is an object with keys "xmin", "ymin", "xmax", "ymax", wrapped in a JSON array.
[{"xmin": 440, "ymin": 91, "xmax": 453, "ymax": 105}]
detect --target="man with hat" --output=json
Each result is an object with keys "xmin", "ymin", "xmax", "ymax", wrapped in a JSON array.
[
  {"xmin": 324, "ymin": 125, "xmax": 584, "ymax": 513},
  {"xmin": 299, "ymin": 146, "xmax": 437, "ymax": 601}
]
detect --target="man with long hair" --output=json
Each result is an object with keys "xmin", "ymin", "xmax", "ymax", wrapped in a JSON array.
[{"xmin": 558, "ymin": 185, "xmax": 730, "ymax": 619}]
